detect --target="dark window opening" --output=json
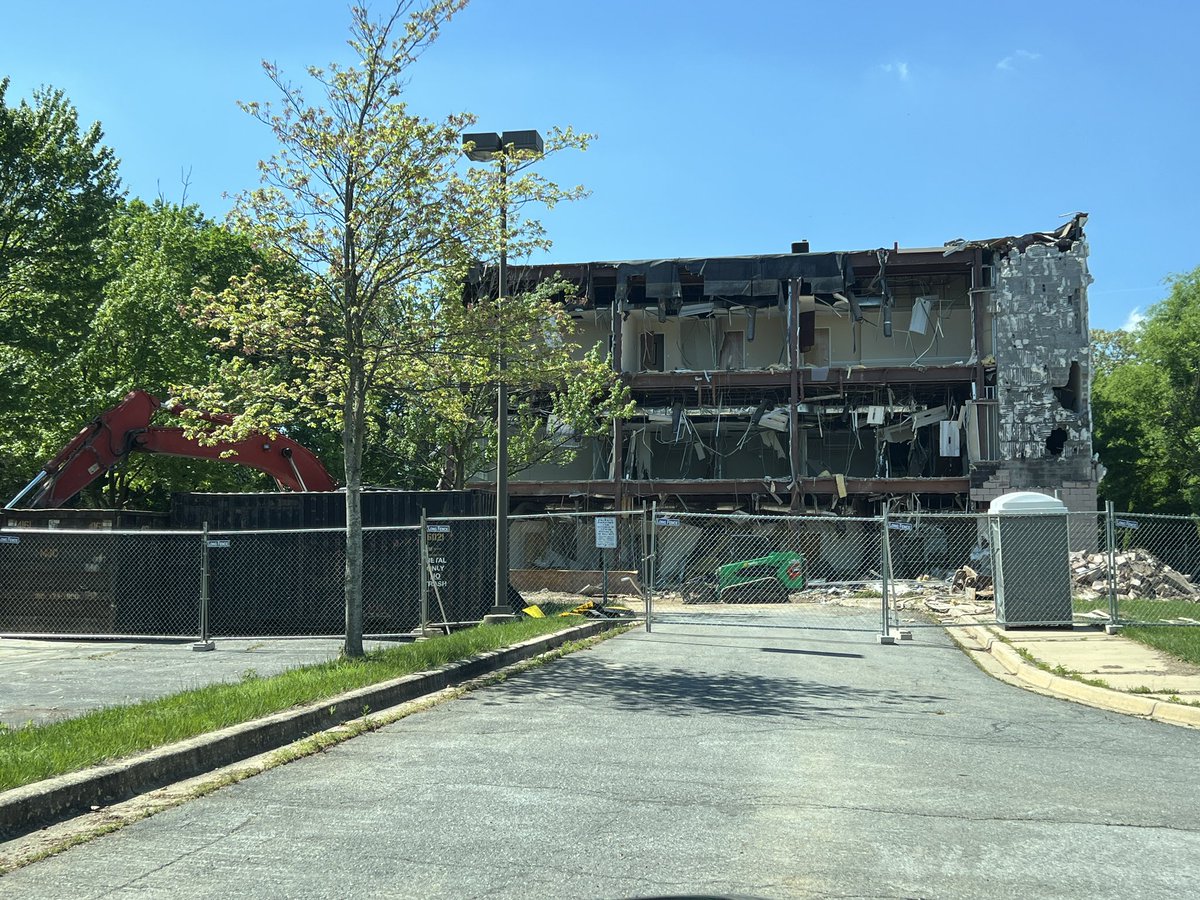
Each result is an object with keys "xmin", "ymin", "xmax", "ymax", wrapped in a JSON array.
[
  {"xmin": 1053, "ymin": 361, "xmax": 1082, "ymax": 413},
  {"xmin": 1046, "ymin": 427, "xmax": 1068, "ymax": 457},
  {"xmin": 592, "ymin": 278, "xmax": 616, "ymax": 307},
  {"xmin": 680, "ymin": 275, "xmax": 704, "ymax": 303},
  {"xmin": 626, "ymin": 276, "xmax": 646, "ymax": 305},
  {"xmin": 640, "ymin": 332, "xmax": 665, "ymax": 372}
]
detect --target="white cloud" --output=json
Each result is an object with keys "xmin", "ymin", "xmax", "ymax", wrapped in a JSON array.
[
  {"xmin": 880, "ymin": 61, "xmax": 910, "ymax": 81},
  {"xmin": 1121, "ymin": 307, "xmax": 1147, "ymax": 332},
  {"xmin": 997, "ymin": 49, "xmax": 1041, "ymax": 71}
]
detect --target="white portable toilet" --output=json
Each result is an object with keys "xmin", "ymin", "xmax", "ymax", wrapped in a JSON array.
[{"xmin": 987, "ymin": 491, "xmax": 1073, "ymax": 628}]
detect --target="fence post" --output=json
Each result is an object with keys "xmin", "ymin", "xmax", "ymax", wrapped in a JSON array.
[
  {"xmin": 646, "ymin": 501, "xmax": 657, "ymax": 632},
  {"xmin": 638, "ymin": 505, "xmax": 648, "ymax": 621},
  {"xmin": 1105, "ymin": 500, "xmax": 1120, "ymax": 634},
  {"xmin": 192, "ymin": 522, "xmax": 215, "ymax": 652},
  {"xmin": 419, "ymin": 508, "xmax": 430, "ymax": 638},
  {"xmin": 878, "ymin": 504, "xmax": 896, "ymax": 644}
]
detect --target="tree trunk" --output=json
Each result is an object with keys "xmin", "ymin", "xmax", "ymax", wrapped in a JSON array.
[{"xmin": 343, "ymin": 362, "xmax": 366, "ymax": 657}]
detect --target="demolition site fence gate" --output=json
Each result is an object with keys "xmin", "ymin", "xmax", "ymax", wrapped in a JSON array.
[{"xmin": 2, "ymin": 504, "xmax": 1200, "ymax": 642}]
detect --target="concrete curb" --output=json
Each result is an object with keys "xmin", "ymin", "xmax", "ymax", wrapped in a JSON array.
[
  {"xmin": 946, "ymin": 621, "xmax": 1200, "ymax": 728},
  {"xmin": 0, "ymin": 620, "xmax": 628, "ymax": 840}
]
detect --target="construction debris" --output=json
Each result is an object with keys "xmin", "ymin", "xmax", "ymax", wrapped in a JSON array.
[
  {"xmin": 949, "ymin": 564, "xmax": 994, "ymax": 604},
  {"xmin": 1068, "ymin": 549, "xmax": 1199, "ymax": 600}
]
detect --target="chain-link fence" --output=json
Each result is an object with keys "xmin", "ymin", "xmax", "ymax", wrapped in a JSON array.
[
  {"xmin": 5, "ymin": 503, "xmax": 1200, "ymax": 641},
  {"xmin": 885, "ymin": 510, "xmax": 1116, "ymax": 631},
  {"xmin": 648, "ymin": 509, "xmax": 886, "ymax": 631},
  {"xmin": 884, "ymin": 511, "xmax": 992, "ymax": 630},
  {"xmin": 0, "ymin": 528, "xmax": 201, "ymax": 636},
  {"xmin": 1100, "ymin": 512, "xmax": 1200, "ymax": 626},
  {"xmin": 0, "ymin": 524, "xmax": 440, "ymax": 639},
  {"xmin": 505, "ymin": 510, "xmax": 647, "ymax": 616}
]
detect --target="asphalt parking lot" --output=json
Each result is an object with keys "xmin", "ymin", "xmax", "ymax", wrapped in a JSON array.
[{"xmin": 0, "ymin": 636, "xmax": 396, "ymax": 728}]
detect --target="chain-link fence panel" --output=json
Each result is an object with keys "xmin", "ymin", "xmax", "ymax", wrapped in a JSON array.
[
  {"xmin": 506, "ymin": 511, "xmax": 647, "ymax": 616},
  {"xmin": 206, "ymin": 528, "xmax": 342, "ymax": 636},
  {"xmin": 1105, "ymin": 513, "xmax": 1200, "ymax": 626},
  {"xmin": 0, "ymin": 528, "xmax": 201, "ymax": 637},
  {"xmin": 886, "ymin": 512, "xmax": 995, "ymax": 629},
  {"xmin": 364, "ymin": 526, "xmax": 422, "ymax": 635},
  {"xmin": 889, "ymin": 511, "xmax": 1112, "ymax": 630},
  {"xmin": 1067, "ymin": 511, "xmax": 1113, "ymax": 626},
  {"xmin": 206, "ymin": 525, "xmax": 432, "ymax": 637},
  {"xmin": 423, "ymin": 516, "xmax": 498, "ymax": 628},
  {"xmin": 649, "ymin": 512, "xmax": 883, "ymax": 631}
]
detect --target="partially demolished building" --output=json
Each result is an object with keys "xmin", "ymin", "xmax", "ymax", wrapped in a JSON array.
[{"xmin": 494, "ymin": 214, "xmax": 1100, "ymax": 518}]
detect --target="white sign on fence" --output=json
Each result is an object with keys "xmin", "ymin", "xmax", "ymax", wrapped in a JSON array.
[
  {"xmin": 594, "ymin": 516, "xmax": 618, "ymax": 549},
  {"xmin": 656, "ymin": 516, "xmax": 681, "ymax": 527},
  {"xmin": 206, "ymin": 539, "xmax": 231, "ymax": 549},
  {"xmin": 0, "ymin": 535, "xmax": 19, "ymax": 545}
]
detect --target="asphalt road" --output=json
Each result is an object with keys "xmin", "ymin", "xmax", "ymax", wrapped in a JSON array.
[{"xmin": 3, "ymin": 618, "xmax": 1199, "ymax": 899}]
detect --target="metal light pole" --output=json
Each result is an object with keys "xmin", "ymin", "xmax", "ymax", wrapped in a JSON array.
[{"xmin": 463, "ymin": 130, "xmax": 543, "ymax": 622}]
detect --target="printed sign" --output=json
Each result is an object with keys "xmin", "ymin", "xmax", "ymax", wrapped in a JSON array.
[
  {"xmin": 425, "ymin": 525, "xmax": 449, "ymax": 588},
  {"xmin": 594, "ymin": 516, "xmax": 618, "ymax": 549},
  {"xmin": 1115, "ymin": 519, "xmax": 1139, "ymax": 530},
  {"xmin": 427, "ymin": 551, "xmax": 448, "ymax": 588},
  {"xmin": 206, "ymin": 539, "xmax": 231, "ymax": 549},
  {"xmin": 888, "ymin": 522, "xmax": 915, "ymax": 531},
  {"xmin": 0, "ymin": 535, "xmax": 19, "ymax": 545},
  {"xmin": 656, "ymin": 516, "xmax": 681, "ymax": 527}
]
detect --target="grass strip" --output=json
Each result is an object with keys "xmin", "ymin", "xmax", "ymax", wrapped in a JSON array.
[
  {"xmin": 0, "ymin": 616, "xmax": 585, "ymax": 793},
  {"xmin": 1122, "ymin": 625, "xmax": 1200, "ymax": 668},
  {"xmin": 1073, "ymin": 596, "xmax": 1200, "ymax": 624}
]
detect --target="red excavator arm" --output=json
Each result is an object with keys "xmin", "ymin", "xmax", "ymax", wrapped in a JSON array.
[{"xmin": 5, "ymin": 390, "xmax": 337, "ymax": 509}]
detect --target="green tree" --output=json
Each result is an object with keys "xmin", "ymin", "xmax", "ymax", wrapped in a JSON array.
[
  {"xmin": 183, "ymin": 2, "xmax": 600, "ymax": 656},
  {"xmin": 1091, "ymin": 329, "xmax": 1179, "ymax": 512},
  {"xmin": 380, "ymin": 280, "xmax": 631, "ymax": 490},
  {"xmin": 77, "ymin": 199, "xmax": 289, "ymax": 507},
  {"xmin": 0, "ymin": 199, "xmax": 286, "ymax": 508},
  {"xmin": 0, "ymin": 80, "xmax": 121, "ymax": 496},
  {"xmin": 0, "ymin": 79, "xmax": 120, "ymax": 344},
  {"xmin": 1091, "ymin": 269, "xmax": 1200, "ymax": 514}
]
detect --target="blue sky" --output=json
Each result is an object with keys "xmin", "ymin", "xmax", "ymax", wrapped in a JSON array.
[{"xmin": 3, "ymin": 0, "xmax": 1198, "ymax": 330}]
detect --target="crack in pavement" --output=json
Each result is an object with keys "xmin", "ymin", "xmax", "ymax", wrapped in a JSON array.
[{"xmin": 89, "ymin": 814, "xmax": 258, "ymax": 899}]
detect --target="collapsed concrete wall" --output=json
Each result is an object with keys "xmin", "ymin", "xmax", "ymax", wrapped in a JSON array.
[{"xmin": 970, "ymin": 231, "xmax": 1102, "ymax": 539}]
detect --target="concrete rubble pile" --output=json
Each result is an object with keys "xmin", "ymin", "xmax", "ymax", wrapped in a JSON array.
[
  {"xmin": 1069, "ymin": 549, "xmax": 1199, "ymax": 601},
  {"xmin": 878, "ymin": 571, "xmax": 995, "ymax": 617},
  {"xmin": 899, "ymin": 566, "xmax": 996, "ymax": 617}
]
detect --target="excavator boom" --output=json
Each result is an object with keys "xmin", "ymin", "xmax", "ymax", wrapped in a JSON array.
[{"xmin": 5, "ymin": 390, "xmax": 337, "ymax": 509}]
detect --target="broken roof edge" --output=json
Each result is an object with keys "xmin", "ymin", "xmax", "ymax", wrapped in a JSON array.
[
  {"xmin": 502, "ymin": 214, "xmax": 1088, "ymax": 275},
  {"xmin": 943, "ymin": 212, "xmax": 1089, "ymax": 258},
  {"xmin": 469, "ymin": 214, "xmax": 1089, "ymax": 302}
]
